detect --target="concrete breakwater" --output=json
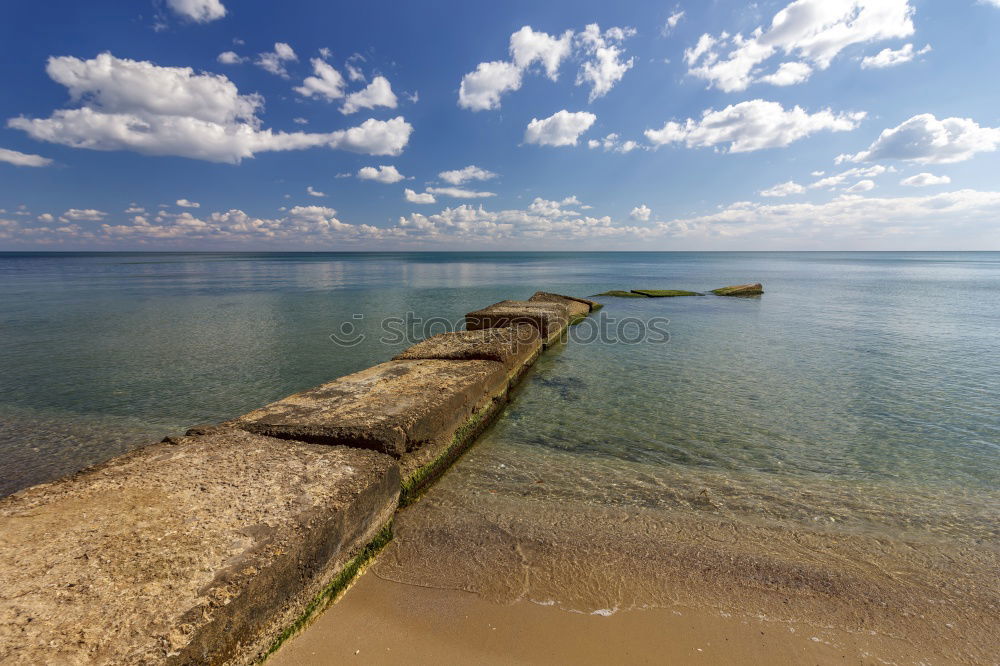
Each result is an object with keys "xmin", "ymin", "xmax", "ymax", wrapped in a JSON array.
[{"xmin": 0, "ymin": 291, "xmax": 600, "ymax": 665}]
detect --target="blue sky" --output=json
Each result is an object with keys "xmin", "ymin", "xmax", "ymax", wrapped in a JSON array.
[{"xmin": 2, "ymin": 0, "xmax": 1000, "ymax": 250}]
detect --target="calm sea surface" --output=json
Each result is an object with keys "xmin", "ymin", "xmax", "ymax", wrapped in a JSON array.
[
  {"xmin": 1, "ymin": 251, "xmax": 997, "ymax": 518},
  {"xmin": 3, "ymin": 250, "xmax": 997, "ymax": 659}
]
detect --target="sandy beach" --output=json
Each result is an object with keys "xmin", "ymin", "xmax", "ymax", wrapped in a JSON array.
[{"xmin": 270, "ymin": 572, "xmax": 944, "ymax": 666}]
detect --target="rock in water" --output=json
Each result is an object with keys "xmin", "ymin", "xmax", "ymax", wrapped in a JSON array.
[{"xmin": 711, "ymin": 283, "xmax": 763, "ymax": 296}]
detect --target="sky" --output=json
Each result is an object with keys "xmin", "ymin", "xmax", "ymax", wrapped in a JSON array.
[{"xmin": 1, "ymin": 0, "xmax": 1000, "ymax": 251}]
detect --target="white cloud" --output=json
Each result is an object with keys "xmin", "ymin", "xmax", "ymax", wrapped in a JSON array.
[
  {"xmin": 760, "ymin": 181, "xmax": 806, "ymax": 197},
  {"xmin": 294, "ymin": 58, "xmax": 346, "ymax": 100},
  {"xmin": 357, "ymin": 165, "xmax": 404, "ymax": 183},
  {"xmin": 341, "ymin": 76, "xmax": 398, "ymax": 114},
  {"xmin": 216, "ymin": 51, "xmax": 245, "ymax": 65},
  {"xmin": 757, "ymin": 61, "xmax": 813, "ymax": 86},
  {"xmin": 426, "ymin": 187, "xmax": 496, "ymax": 198},
  {"xmin": 458, "ymin": 24, "xmax": 634, "ymax": 110},
  {"xmin": 7, "ymin": 54, "xmax": 413, "ymax": 163},
  {"xmin": 845, "ymin": 179, "xmax": 876, "ymax": 193},
  {"xmin": 37, "ymin": 213, "xmax": 55, "ymax": 223},
  {"xmin": 0, "ymin": 147, "xmax": 52, "ymax": 167},
  {"xmin": 861, "ymin": 43, "xmax": 930, "ymax": 69},
  {"xmin": 124, "ymin": 205, "xmax": 145, "ymax": 214},
  {"xmin": 439, "ymin": 165, "xmax": 497, "ymax": 185},
  {"xmin": 306, "ymin": 186, "xmax": 326, "ymax": 197},
  {"xmin": 458, "ymin": 61, "xmax": 522, "ymax": 111},
  {"xmin": 510, "ymin": 26, "xmax": 573, "ymax": 79},
  {"xmin": 293, "ymin": 117, "xmax": 308, "ymax": 125},
  {"xmin": 576, "ymin": 23, "xmax": 636, "ymax": 102},
  {"xmin": 664, "ymin": 11, "xmax": 685, "ymax": 34},
  {"xmin": 685, "ymin": 0, "xmax": 916, "ymax": 92},
  {"xmin": 525, "ymin": 110, "xmax": 597, "ymax": 147},
  {"xmin": 588, "ymin": 133, "xmax": 641, "ymax": 153},
  {"xmin": 630, "ymin": 204, "xmax": 652, "ymax": 221},
  {"xmin": 346, "ymin": 62, "xmax": 365, "ymax": 82},
  {"xmin": 60, "ymin": 208, "xmax": 106, "ymax": 221},
  {"xmin": 809, "ymin": 164, "xmax": 887, "ymax": 190},
  {"xmin": 404, "ymin": 189, "xmax": 436, "ymax": 204},
  {"xmin": 645, "ymin": 100, "xmax": 865, "ymax": 153},
  {"xmin": 176, "ymin": 198, "xmax": 200, "ymax": 208},
  {"xmin": 256, "ymin": 42, "xmax": 297, "ymax": 78},
  {"xmin": 166, "ymin": 0, "xmax": 226, "ymax": 23},
  {"xmin": 841, "ymin": 114, "xmax": 1000, "ymax": 164},
  {"xmin": 901, "ymin": 172, "xmax": 951, "ymax": 187}
]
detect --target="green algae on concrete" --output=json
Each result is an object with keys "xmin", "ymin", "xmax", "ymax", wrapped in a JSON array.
[
  {"xmin": 0, "ymin": 430, "xmax": 399, "ymax": 666},
  {"xmin": 259, "ymin": 522, "xmax": 393, "ymax": 663},
  {"xmin": 630, "ymin": 289, "xmax": 703, "ymax": 297},
  {"xmin": 711, "ymin": 282, "xmax": 764, "ymax": 296},
  {"xmin": 593, "ymin": 290, "xmax": 648, "ymax": 298}
]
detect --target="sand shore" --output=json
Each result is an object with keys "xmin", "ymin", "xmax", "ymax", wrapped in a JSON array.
[{"xmin": 269, "ymin": 573, "xmax": 940, "ymax": 665}]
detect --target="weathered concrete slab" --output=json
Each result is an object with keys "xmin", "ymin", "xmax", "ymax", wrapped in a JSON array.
[
  {"xmin": 465, "ymin": 300, "xmax": 570, "ymax": 345},
  {"xmin": 712, "ymin": 282, "xmax": 764, "ymax": 296},
  {"xmin": 392, "ymin": 324, "xmax": 541, "ymax": 385},
  {"xmin": 0, "ymin": 430, "xmax": 399, "ymax": 666},
  {"xmin": 230, "ymin": 359, "xmax": 510, "ymax": 497},
  {"xmin": 528, "ymin": 291, "xmax": 601, "ymax": 317},
  {"xmin": 631, "ymin": 289, "xmax": 702, "ymax": 297}
]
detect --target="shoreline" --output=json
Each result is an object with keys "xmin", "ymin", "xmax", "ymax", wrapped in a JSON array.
[{"xmin": 269, "ymin": 573, "xmax": 938, "ymax": 666}]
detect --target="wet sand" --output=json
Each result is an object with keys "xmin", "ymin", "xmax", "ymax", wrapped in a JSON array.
[{"xmin": 269, "ymin": 573, "xmax": 937, "ymax": 666}]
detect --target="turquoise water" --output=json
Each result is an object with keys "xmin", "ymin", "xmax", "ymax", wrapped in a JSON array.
[{"xmin": 1, "ymin": 251, "xmax": 998, "ymax": 513}]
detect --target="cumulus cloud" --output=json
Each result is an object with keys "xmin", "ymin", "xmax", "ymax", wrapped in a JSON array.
[
  {"xmin": 458, "ymin": 24, "xmax": 634, "ymax": 110},
  {"xmin": 426, "ymin": 187, "xmax": 496, "ymax": 198},
  {"xmin": 256, "ymin": 42, "xmax": 297, "ymax": 78},
  {"xmin": 760, "ymin": 181, "xmax": 805, "ymax": 197},
  {"xmin": 0, "ymin": 147, "xmax": 52, "ymax": 167},
  {"xmin": 645, "ymin": 100, "xmax": 865, "ymax": 153},
  {"xmin": 840, "ymin": 114, "xmax": 1000, "ymax": 164},
  {"xmin": 294, "ymin": 58, "xmax": 346, "ymax": 100},
  {"xmin": 808, "ymin": 164, "xmax": 887, "ymax": 189},
  {"xmin": 861, "ymin": 43, "xmax": 930, "ymax": 68},
  {"xmin": 216, "ymin": 51, "xmax": 245, "ymax": 65},
  {"xmin": 458, "ymin": 61, "xmax": 523, "ymax": 111},
  {"xmin": 510, "ymin": 26, "xmax": 574, "ymax": 79},
  {"xmin": 306, "ymin": 186, "xmax": 327, "ymax": 197},
  {"xmin": 685, "ymin": 0, "xmax": 916, "ymax": 92},
  {"xmin": 587, "ymin": 133, "xmax": 640, "ymax": 153},
  {"xmin": 757, "ymin": 61, "xmax": 813, "ymax": 86},
  {"xmin": 630, "ymin": 204, "xmax": 652, "ymax": 221},
  {"xmin": 176, "ymin": 198, "xmax": 200, "ymax": 208},
  {"xmin": 60, "ymin": 208, "xmax": 106, "ymax": 221},
  {"xmin": 525, "ymin": 110, "xmax": 597, "ymax": 147},
  {"xmin": 341, "ymin": 76, "xmax": 398, "ymax": 114},
  {"xmin": 901, "ymin": 172, "xmax": 951, "ymax": 187},
  {"xmin": 7, "ymin": 54, "xmax": 413, "ymax": 163},
  {"xmin": 166, "ymin": 0, "xmax": 226, "ymax": 23},
  {"xmin": 439, "ymin": 165, "xmax": 497, "ymax": 186},
  {"xmin": 357, "ymin": 165, "xmax": 404, "ymax": 183},
  {"xmin": 576, "ymin": 23, "xmax": 636, "ymax": 101},
  {"xmin": 404, "ymin": 188, "xmax": 436, "ymax": 204}
]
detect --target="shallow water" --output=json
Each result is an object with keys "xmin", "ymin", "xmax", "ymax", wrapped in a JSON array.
[{"xmin": 2, "ymin": 251, "xmax": 999, "ymax": 657}]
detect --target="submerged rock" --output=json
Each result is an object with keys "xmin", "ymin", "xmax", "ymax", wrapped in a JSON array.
[
  {"xmin": 711, "ymin": 283, "xmax": 764, "ymax": 296},
  {"xmin": 630, "ymin": 289, "xmax": 702, "ymax": 297}
]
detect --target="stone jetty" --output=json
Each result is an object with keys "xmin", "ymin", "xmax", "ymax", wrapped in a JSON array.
[{"xmin": 0, "ymin": 291, "xmax": 598, "ymax": 665}]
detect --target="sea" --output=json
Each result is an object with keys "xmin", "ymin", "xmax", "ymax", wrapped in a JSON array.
[{"xmin": 1, "ymin": 251, "xmax": 997, "ymax": 660}]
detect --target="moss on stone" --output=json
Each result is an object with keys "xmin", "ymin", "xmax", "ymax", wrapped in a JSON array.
[
  {"xmin": 399, "ymin": 389, "xmax": 508, "ymax": 507},
  {"xmin": 593, "ymin": 290, "xmax": 648, "ymax": 298},
  {"xmin": 711, "ymin": 283, "xmax": 764, "ymax": 297},
  {"xmin": 259, "ymin": 522, "xmax": 393, "ymax": 662},
  {"xmin": 630, "ymin": 289, "xmax": 702, "ymax": 297}
]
